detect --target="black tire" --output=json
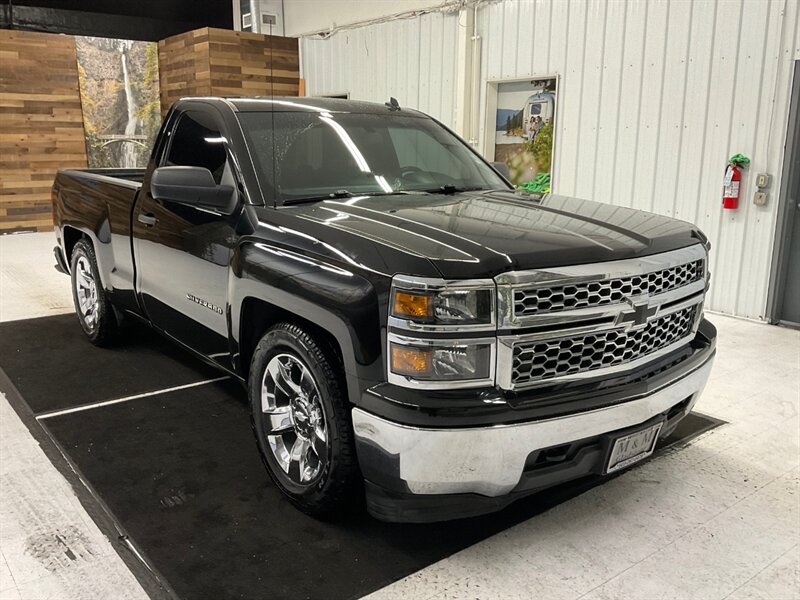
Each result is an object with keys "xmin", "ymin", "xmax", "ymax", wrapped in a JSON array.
[
  {"xmin": 69, "ymin": 239, "xmax": 118, "ymax": 346},
  {"xmin": 248, "ymin": 322, "xmax": 360, "ymax": 517}
]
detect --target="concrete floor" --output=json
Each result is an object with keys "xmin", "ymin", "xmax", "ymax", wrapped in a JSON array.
[
  {"xmin": 0, "ymin": 233, "xmax": 148, "ymax": 599},
  {"xmin": 1, "ymin": 232, "xmax": 799, "ymax": 600}
]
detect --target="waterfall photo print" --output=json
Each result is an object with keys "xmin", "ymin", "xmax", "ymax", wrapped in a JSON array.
[{"xmin": 75, "ymin": 37, "xmax": 161, "ymax": 169}]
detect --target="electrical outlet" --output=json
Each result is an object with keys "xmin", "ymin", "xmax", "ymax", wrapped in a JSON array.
[
  {"xmin": 754, "ymin": 191, "xmax": 768, "ymax": 206},
  {"xmin": 756, "ymin": 173, "xmax": 772, "ymax": 190}
]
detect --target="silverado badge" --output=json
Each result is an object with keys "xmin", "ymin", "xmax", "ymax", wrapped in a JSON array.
[{"xmin": 186, "ymin": 293, "xmax": 223, "ymax": 315}]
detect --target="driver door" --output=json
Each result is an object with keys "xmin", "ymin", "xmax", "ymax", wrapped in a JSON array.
[{"xmin": 133, "ymin": 107, "xmax": 241, "ymax": 367}]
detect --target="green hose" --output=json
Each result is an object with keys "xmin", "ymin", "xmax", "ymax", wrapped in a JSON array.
[
  {"xmin": 728, "ymin": 153, "xmax": 750, "ymax": 167},
  {"xmin": 518, "ymin": 172, "xmax": 551, "ymax": 193}
]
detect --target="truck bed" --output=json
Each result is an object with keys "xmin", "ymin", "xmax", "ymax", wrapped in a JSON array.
[
  {"xmin": 52, "ymin": 167, "xmax": 145, "ymax": 300},
  {"xmin": 59, "ymin": 168, "xmax": 146, "ymax": 187}
]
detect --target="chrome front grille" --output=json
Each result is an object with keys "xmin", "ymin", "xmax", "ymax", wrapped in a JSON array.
[
  {"xmin": 511, "ymin": 305, "xmax": 697, "ymax": 386},
  {"xmin": 495, "ymin": 245, "xmax": 708, "ymax": 390},
  {"xmin": 513, "ymin": 259, "xmax": 704, "ymax": 317}
]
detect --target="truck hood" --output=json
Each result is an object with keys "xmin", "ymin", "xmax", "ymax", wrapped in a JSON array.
[{"xmin": 259, "ymin": 191, "xmax": 706, "ymax": 280}]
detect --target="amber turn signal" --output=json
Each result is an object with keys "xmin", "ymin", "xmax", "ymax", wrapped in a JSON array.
[
  {"xmin": 390, "ymin": 344, "xmax": 432, "ymax": 376},
  {"xmin": 392, "ymin": 290, "xmax": 432, "ymax": 319}
]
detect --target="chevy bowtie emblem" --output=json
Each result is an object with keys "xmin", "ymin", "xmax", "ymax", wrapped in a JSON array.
[{"xmin": 616, "ymin": 299, "xmax": 658, "ymax": 329}]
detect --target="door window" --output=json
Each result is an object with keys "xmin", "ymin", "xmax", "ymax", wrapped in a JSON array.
[{"xmin": 165, "ymin": 111, "xmax": 228, "ymax": 184}]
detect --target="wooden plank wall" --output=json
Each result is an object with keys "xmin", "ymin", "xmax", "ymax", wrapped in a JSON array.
[
  {"xmin": 0, "ymin": 26, "xmax": 298, "ymax": 230},
  {"xmin": 158, "ymin": 27, "xmax": 299, "ymax": 115},
  {"xmin": 207, "ymin": 28, "xmax": 300, "ymax": 97},
  {"xmin": 0, "ymin": 29, "xmax": 88, "ymax": 232},
  {"xmin": 157, "ymin": 28, "xmax": 212, "ymax": 116}
]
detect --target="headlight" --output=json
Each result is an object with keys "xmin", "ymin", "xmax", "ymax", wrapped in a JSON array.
[
  {"xmin": 387, "ymin": 276, "xmax": 497, "ymax": 390},
  {"xmin": 390, "ymin": 276, "xmax": 495, "ymax": 327},
  {"xmin": 390, "ymin": 341, "xmax": 492, "ymax": 381}
]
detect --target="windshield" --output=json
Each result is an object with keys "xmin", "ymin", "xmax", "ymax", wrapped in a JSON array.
[{"xmin": 237, "ymin": 111, "xmax": 509, "ymax": 204}]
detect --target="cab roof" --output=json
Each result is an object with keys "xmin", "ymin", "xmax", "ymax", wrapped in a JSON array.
[{"xmin": 177, "ymin": 96, "xmax": 426, "ymax": 116}]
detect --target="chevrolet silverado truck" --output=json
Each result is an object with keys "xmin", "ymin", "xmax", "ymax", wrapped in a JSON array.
[{"xmin": 52, "ymin": 97, "xmax": 716, "ymax": 522}]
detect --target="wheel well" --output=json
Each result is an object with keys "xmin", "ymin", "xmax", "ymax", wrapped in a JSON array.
[
  {"xmin": 63, "ymin": 226, "xmax": 88, "ymax": 261},
  {"xmin": 239, "ymin": 297, "xmax": 346, "ymax": 381}
]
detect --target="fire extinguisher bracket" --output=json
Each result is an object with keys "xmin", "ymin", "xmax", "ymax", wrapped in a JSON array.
[{"xmin": 723, "ymin": 153, "xmax": 750, "ymax": 210}]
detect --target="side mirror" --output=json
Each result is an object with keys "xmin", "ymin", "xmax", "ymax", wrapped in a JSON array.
[
  {"xmin": 150, "ymin": 166, "xmax": 236, "ymax": 213},
  {"xmin": 491, "ymin": 161, "xmax": 511, "ymax": 181}
]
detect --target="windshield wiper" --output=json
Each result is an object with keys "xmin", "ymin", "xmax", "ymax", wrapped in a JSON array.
[
  {"xmin": 424, "ymin": 185, "xmax": 491, "ymax": 195},
  {"xmin": 282, "ymin": 190, "xmax": 355, "ymax": 206},
  {"xmin": 359, "ymin": 190, "xmax": 418, "ymax": 197},
  {"xmin": 282, "ymin": 189, "xmax": 422, "ymax": 206}
]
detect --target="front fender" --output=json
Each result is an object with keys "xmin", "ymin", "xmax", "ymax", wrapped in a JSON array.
[{"xmin": 230, "ymin": 241, "xmax": 386, "ymax": 403}]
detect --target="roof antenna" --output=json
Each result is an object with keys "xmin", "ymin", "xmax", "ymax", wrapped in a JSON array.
[
  {"xmin": 269, "ymin": 19, "xmax": 277, "ymax": 207},
  {"xmin": 385, "ymin": 97, "xmax": 401, "ymax": 111}
]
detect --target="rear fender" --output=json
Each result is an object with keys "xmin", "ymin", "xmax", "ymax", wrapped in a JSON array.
[{"xmin": 55, "ymin": 183, "xmax": 114, "ymax": 291}]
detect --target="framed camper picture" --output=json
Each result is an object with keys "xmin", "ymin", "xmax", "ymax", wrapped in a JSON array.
[{"xmin": 484, "ymin": 77, "xmax": 558, "ymax": 192}]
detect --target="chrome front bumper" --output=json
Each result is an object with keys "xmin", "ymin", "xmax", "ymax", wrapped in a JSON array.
[{"xmin": 353, "ymin": 356, "xmax": 713, "ymax": 497}]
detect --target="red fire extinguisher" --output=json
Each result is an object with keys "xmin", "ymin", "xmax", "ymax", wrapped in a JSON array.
[{"xmin": 722, "ymin": 154, "xmax": 750, "ymax": 210}]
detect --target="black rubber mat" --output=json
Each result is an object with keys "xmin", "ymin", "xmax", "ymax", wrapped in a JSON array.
[
  {"xmin": 0, "ymin": 314, "xmax": 219, "ymax": 413},
  {"xmin": 42, "ymin": 379, "xmax": 545, "ymax": 599},
  {"xmin": 0, "ymin": 315, "xmax": 724, "ymax": 600}
]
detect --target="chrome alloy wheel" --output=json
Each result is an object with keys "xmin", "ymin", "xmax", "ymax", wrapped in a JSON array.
[
  {"xmin": 74, "ymin": 256, "xmax": 99, "ymax": 329},
  {"xmin": 261, "ymin": 353, "xmax": 328, "ymax": 485}
]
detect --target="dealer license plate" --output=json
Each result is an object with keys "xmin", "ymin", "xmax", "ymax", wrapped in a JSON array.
[{"xmin": 605, "ymin": 422, "xmax": 663, "ymax": 474}]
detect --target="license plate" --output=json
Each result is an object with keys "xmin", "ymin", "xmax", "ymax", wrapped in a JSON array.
[{"xmin": 605, "ymin": 422, "xmax": 663, "ymax": 474}]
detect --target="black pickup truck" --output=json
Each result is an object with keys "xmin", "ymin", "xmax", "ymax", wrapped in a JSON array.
[{"xmin": 52, "ymin": 97, "xmax": 716, "ymax": 522}]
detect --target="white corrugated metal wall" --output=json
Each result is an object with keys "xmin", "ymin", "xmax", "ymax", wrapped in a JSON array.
[
  {"xmin": 301, "ymin": 11, "xmax": 461, "ymax": 129},
  {"xmin": 300, "ymin": 0, "xmax": 800, "ymax": 320},
  {"xmin": 477, "ymin": 0, "xmax": 800, "ymax": 320}
]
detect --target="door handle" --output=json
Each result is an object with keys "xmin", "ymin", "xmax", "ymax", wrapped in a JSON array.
[{"xmin": 138, "ymin": 213, "xmax": 158, "ymax": 227}]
